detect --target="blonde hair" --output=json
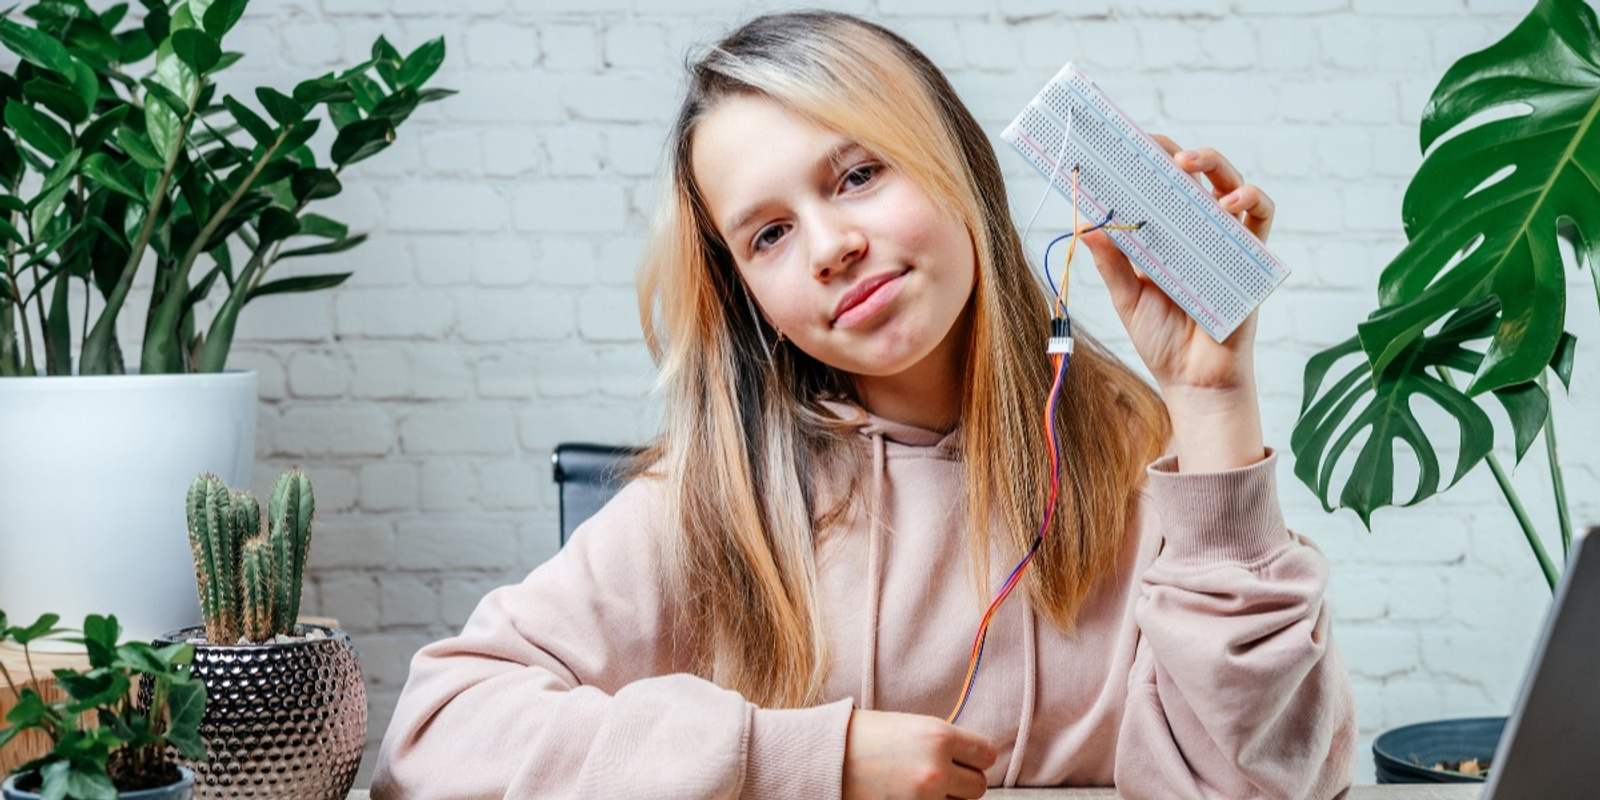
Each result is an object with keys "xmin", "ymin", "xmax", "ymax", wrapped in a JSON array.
[{"xmin": 637, "ymin": 11, "xmax": 1170, "ymax": 708}]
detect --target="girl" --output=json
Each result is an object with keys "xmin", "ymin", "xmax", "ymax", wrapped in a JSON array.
[{"xmin": 373, "ymin": 11, "xmax": 1355, "ymax": 799}]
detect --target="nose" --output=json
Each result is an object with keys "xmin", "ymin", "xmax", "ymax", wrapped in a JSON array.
[{"xmin": 809, "ymin": 207, "xmax": 866, "ymax": 281}]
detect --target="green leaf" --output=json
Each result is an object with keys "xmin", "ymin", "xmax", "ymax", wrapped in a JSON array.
[
  {"xmin": 61, "ymin": 767, "xmax": 117, "ymax": 800},
  {"xmin": 0, "ymin": 215, "xmax": 24, "ymax": 247},
  {"xmin": 330, "ymin": 117, "xmax": 392, "ymax": 167},
  {"xmin": 213, "ymin": 50, "xmax": 243, "ymax": 71},
  {"xmin": 247, "ymin": 271, "xmax": 351, "ymax": 301},
  {"xmin": 10, "ymin": 612, "xmax": 61, "ymax": 644},
  {"xmin": 1357, "ymin": 0, "xmax": 1600, "ymax": 395},
  {"xmin": 201, "ymin": 0, "xmax": 246, "ymax": 36},
  {"xmin": 257, "ymin": 206, "xmax": 300, "ymax": 244},
  {"xmin": 77, "ymin": 103, "xmax": 130, "ymax": 153},
  {"xmin": 369, "ymin": 87, "xmax": 419, "ymax": 126},
  {"xmin": 326, "ymin": 100, "xmax": 361, "ymax": 130},
  {"xmin": 118, "ymin": 26, "xmax": 157, "ymax": 64},
  {"xmin": 255, "ymin": 86, "xmax": 305, "ymax": 127},
  {"xmin": 416, "ymin": 87, "xmax": 457, "ymax": 104},
  {"xmin": 81, "ymin": 613, "xmax": 120, "ymax": 666},
  {"xmin": 348, "ymin": 73, "xmax": 383, "ymax": 114},
  {"xmin": 141, "ymin": 77, "xmax": 190, "ymax": 117},
  {"xmin": 64, "ymin": 21, "xmax": 122, "ymax": 68},
  {"xmin": 81, "ymin": 153, "xmax": 144, "ymax": 202},
  {"xmin": 165, "ymin": 678, "xmax": 207, "ymax": 760},
  {"xmin": 371, "ymin": 34, "xmax": 402, "ymax": 87},
  {"xmin": 278, "ymin": 233, "xmax": 365, "ymax": 258},
  {"xmin": 171, "ymin": 28, "xmax": 221, "ymax": 73},
  {"xmin": 1294, "ymin": 298, "xmax": 1576, "ymax": 526},
  {"xmin": 115, "ymin": 127, "xmax": 165, "ymax": 171},
  {"xmin": 5, "ymin": 100, "xmax": 73, "ymax": 161},
  {"xmin": 69, "ymin": 55, "xmax": 99, "ymax": 114},
  {"xmin": 397, "ymin": 36, "xmax": 445, "ymax": 90},
  {"xmin": 298, "ymin": 212, "xmax": 347, "ymax": 239},
  {"xmin": 275, "ymin": 118, "xmax": 319, "ymax": 159},
  {"xmin": 1549, "ymin": 330, "xmax": 1577, "ymax": 388},
  {"xmin": 292, "ymin": 75, "xmax": 354, "ymax": 105},
  {"xmin": 222, "ymin": 93, "xmax": 273, "ymax": 146},
  {"xmin": 0, "ymin": 18, "xmax": 79, "ymax": 77},
  {"xmin": 22, "ymin": 78, "xmax": 87, "ymax": 125},
  {"xmin": 290, "ymin": 166, "xmax": 340, "ymax": 202},
  {"xmin": 0, "ymin": 195, "xmax": 25, "ymax": 213}
]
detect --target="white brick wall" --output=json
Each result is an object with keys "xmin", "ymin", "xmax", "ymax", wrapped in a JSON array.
[{"xmin": 209, "ymin": 0, "xmax": 1600, "ymax": 787}]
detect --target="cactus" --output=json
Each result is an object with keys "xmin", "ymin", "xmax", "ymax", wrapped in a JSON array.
[
  {"xmin": 184, "ymin": 469, "xmax": 317, "ymax": 644},
  {"xmin": 267, "ymin": 469, "xmax": 314, "ymax": 634},
  {"xmin": 186, "ymin": 475, "xmax": 238, "ymax": 643},
  {"xmin": 240, "ymin": 539, "xmax": 275, "ymax": 643}
]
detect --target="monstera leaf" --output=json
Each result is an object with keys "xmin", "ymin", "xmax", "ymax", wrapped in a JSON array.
[
  {"xmin": 1357, "ymin": 0, "xmax": 1599, "ymax": 395},
  {"xmin": 1294, "ymin": 299, "xmax": 1576, "ymax": 527}
]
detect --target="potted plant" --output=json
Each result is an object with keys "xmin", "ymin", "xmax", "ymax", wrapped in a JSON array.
[
  {"xmin": 0, "ymin": 609, "xmax": 206, "ymax": 799},
  {"xmin": 1291, "ymin": 0, "xmax": 1598, "ymax": 783},
  {"xmin": 0, "ymin": 0, "xmax": 452, "ymax": 647},
  {"xmin": 157, "ymin": 469, "xmax": 365, "ymax": 799}
]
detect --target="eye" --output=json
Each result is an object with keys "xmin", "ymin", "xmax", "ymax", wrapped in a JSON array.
[
  {"xmin": 752, "ymin": 222, "xmax": 789, "ymax": 253},
  {"xmin": 841, "ymin": 163, "xmax": 881, "ymax": 191}
]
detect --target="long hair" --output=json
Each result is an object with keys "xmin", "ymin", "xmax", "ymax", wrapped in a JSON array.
[{"xmin": 636, "ymin": 11, "xmax": 1170, "ymax": 709}]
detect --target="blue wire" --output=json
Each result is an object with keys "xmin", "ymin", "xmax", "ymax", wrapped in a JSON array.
[{"xmin": 1042, "ymin": 211, "xmax": 1116, "ymax": 296}]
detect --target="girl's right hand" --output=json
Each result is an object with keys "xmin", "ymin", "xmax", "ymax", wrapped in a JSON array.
[{"xmin": 842, "ymin": 709, "xmax": 997, "ymax": 799}]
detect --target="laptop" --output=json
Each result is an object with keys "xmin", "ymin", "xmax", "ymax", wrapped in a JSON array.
[{"xmin": 1482, "ymin": 526, "xmax": 1600, "ymax": 798}]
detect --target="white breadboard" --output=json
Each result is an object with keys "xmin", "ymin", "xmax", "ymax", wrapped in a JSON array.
[{"xmin": 1002, "ymin": 63, "xmax": 1288, "ymax": 342}]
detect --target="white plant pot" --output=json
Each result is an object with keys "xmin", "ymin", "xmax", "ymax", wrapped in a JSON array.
[{"xmin": 0, "ymin": 372, "xmax": 256, "ymax": 651}]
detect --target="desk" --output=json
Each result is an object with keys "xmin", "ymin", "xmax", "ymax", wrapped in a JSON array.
[{"xmin": 346, "ymin": 787, "xmax": 1480, "ymax": 798}]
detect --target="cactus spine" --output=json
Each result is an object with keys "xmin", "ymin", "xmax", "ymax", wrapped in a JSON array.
[{"xmin": 184, "ymin": 469, "xmax": 317, "ymax": 644}]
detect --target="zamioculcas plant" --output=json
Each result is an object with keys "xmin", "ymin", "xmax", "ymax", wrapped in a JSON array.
[
  {"xmin": 185, "ymin": 469, "xmax": 313, "ymax": 644},
  {"xmin": 0, "ymin": 0, "xmax": 453, "ymax": 376},
  {"xmin": 1293, "ymin": 0, "xmax": 1597, "ymax": 589}
]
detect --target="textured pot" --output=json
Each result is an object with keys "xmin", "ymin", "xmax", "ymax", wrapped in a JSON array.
[
  {"xmin": 153, "ymin": 626, "xmax": 367, "ymax": 800},
  {"xmin": 1372, "ymin": 716, "xmax": 1502, "ymax": 784},
  {"xmin": 2, "ymin": 766, "xmax": 195, "ymax": 799},
  {"xmin": 0, "ymin": 371, "xmax": 256, "ymax": 650}
]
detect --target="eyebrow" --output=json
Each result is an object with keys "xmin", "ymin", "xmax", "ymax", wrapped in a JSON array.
[{"xmin": 720, "ymin": 141, "xmax": 867, "ymax": 240}]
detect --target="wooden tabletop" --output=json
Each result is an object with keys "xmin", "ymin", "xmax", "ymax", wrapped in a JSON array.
[{"xmin": 347, "ymin": 785, "xmax": 1480, "ymax": 798}]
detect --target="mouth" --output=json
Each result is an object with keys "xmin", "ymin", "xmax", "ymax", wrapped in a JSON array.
[{"xmin": 832, "ymin": 268, "xmax": 910, "ymax": 328}]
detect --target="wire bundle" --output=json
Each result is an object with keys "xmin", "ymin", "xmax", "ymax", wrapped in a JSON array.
[{"xmin": 945, "ymin": 167, "xmax": 1140, "ymax": 726}]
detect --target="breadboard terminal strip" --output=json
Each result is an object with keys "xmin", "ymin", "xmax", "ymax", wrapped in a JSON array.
[{"xmin": 1001, "ymin": 63, "xmax": 1290, "ymax": 343}]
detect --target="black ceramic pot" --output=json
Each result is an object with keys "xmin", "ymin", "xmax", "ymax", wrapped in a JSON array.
[
  {"xmin": 2, "ymin": 766, "xmax": 195, "ymax": 799},
  {"xmin": 1372, "ymin": 716, "xmax": 1504, "ymax": 783},
  {"xmin": 152, "ymin": 625, "xmax": 366, "ymax": 800}
]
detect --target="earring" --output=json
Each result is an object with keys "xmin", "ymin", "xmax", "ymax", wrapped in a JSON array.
[{"xmin": 776, "ymin": 330, "xmax": 787, "ymax": 344}]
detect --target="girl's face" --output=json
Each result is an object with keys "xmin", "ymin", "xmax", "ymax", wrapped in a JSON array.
[{"xmin": 691, "ymin": 93, "xmax": 977, "ymax": 388}]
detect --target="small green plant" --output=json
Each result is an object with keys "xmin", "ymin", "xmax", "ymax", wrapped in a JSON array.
[
  {"xmin": 0, "ymin": 610, "xmax": 206, "ymax": 798},
  {"xmin": 185, "ymin": 469, "xmax": 313, "ymax": 644}
]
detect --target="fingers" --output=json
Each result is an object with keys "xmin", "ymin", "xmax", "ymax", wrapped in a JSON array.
[
  {"xmin": 1157, "ymin": 135, "xmax": 1276, "ymax": 244},
  {"xmin": 946, "ymin": 763, "xmax": 989, "ymax": 799},
  {"xmin": 948, "ymin": 728, "xmax": 998, "ymax": 772},
  {"xmin": 1221, "ymin": 184, "xmax": 1275, "ymax": 242}
]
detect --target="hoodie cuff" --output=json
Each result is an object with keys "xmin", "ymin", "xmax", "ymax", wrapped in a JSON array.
[
  {"xmin": 745, "ymin": 697, "xmax": 854, "ymax": 800},
  {"xmin": 1146, "ymin": 447, "xmax": 1290, "ymax": 565}
]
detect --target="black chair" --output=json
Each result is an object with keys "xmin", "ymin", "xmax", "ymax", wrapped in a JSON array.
[{"xmin": 551, "ymin": 443, "xmax": 644, "ymax": 546}]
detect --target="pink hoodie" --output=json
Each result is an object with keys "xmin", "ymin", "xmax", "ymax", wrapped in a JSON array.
[{"xmin": 372, "ymin": 410, "xmax": 1356, "ymax": 799}]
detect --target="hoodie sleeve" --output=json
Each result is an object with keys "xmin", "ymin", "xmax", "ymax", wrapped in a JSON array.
[
  {"xmin": 1113, "ymin": 450, "xmax": 1357, "ymax": 800},
  {"xmin": 370, "ymin": 478, "xmax": 855, "ymax": 799}
]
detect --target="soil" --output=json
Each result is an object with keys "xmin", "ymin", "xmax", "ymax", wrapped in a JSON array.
[{"xmin": 1425, "ymin": 757, "xmax": 1490, "ymax": 778}]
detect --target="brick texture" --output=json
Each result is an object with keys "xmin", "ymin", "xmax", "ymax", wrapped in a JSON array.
[{"xmin": 200, "ymin": 0, "xmax": 1597, "ymax": 789}]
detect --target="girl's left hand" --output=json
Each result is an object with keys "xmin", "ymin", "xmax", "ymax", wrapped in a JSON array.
[
  {"xmin": 1078, "ymin": 136, "xmax": 1272, "ymax": 394},
  {"xmin": 1079, "ymin": 137, "xmax": 1271, "ymax": 471}
]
